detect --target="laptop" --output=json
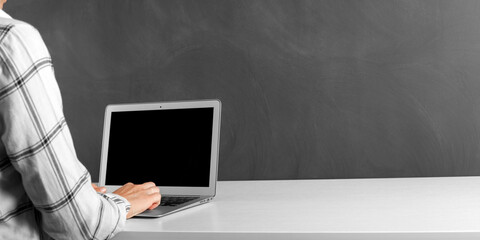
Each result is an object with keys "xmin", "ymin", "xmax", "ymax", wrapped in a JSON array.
[{"xmin": 98, "ymin": 100, "xmax": 221, "ymax": 217}]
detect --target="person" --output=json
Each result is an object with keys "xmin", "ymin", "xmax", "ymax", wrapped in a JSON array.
[{"xmin": 0, "ymin": 3, "xmax": 161, "ymax": 240}]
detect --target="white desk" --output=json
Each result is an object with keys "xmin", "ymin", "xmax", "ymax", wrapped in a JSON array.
[{"xmin": 114, "ymin": 177, "xmax": 480, "ymax": 240}]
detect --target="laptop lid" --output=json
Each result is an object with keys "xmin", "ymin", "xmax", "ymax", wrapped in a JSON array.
[{"xmin": 98, "ymin": 100, "xmax": 221, "ymax": 196}]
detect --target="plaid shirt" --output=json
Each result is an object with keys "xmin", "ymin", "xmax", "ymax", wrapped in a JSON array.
[{"xmin": 0, "ymin": 10, "xmax": 130, "ymax": 240}]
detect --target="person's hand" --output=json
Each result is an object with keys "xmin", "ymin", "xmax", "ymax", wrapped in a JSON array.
[
  {"xmin": 113, "ymin": 182, "xmax": 161, "ymax": 219},
  {"xmin": 92, "ymin": 183, "xmax": 106, "ymax": 194}
]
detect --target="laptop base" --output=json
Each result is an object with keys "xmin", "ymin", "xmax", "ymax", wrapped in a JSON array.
[{"xmin": 136, "ymin": 196, "xmax": 214, "ymax": 218}]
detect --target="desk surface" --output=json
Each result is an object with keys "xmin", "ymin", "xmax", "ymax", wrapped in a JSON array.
[{"xmin": 115, "ymin": 177, "xmax": 480, "ymax": 240}]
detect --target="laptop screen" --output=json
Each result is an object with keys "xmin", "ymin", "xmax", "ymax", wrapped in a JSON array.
[{"xmin": 105, "ymin": 107, "xmax": 214, "ymax": 187}]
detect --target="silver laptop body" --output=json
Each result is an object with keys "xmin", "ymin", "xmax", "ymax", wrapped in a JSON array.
[{"xmin": 98, "ymin": 100, "xmax": 221, "ymax": 217}]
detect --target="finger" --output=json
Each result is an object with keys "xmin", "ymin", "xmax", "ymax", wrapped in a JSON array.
[
  {"xmin": 123, "ymin": 182, "xmax": 134, "ymax": 190},
  {"xmin": 98, "ymin": 187, "xmax": 107, "ymax": 193},
  {"xmin": 147, "ymin": 186, "xmax": 160, "ymax": 195},
  {"xmin": 142, "ymin": 182, "xmax": 156, "ymax": 189},
  {"xmin": 148, "ymin": 202, "xmax": 159, "ymax": 210},
  {"xmin": 92, "ymin": 183, "xmax": 106, "ymax": 193},
  {"xmin": 148, "ymin": 194, "xmax": 161, "ymax": 210}
]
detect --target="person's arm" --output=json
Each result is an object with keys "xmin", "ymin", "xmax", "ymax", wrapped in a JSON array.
[{"xmin": 0, "ymin": 22, "xmax": 139, "ymax": 239}]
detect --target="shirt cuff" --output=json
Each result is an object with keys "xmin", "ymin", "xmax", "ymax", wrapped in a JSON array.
[{"xmin": 102, "ymin": 193, "xmax": 131, "ymax": 217}]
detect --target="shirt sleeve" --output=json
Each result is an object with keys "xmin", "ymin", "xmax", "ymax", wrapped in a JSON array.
[{"xmin": 0, "ymin": 22, "xmax": 130, "ymax": 239}]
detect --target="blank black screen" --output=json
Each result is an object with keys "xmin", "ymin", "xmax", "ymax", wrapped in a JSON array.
[{"xmin": 105, "ymin": 107, "xmax": 214, "ymax": 187}]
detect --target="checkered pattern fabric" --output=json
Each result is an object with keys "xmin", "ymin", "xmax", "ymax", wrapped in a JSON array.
[{"xmin": 0, "ymin": 10, "xmax": 129, "ymax": 240}]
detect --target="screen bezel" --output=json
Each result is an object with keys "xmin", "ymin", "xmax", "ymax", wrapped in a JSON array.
[{"xmin": 98, "ymin": 100, "xmax": 221, "ymax": 196}]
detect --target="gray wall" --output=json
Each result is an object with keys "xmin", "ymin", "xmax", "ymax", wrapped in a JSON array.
[{"xmin": 7, "ymin": 0, "xmax": 480, "ymax": 181}]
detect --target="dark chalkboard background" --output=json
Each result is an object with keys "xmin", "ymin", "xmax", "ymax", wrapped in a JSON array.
[{"xmin": 7, "ymin": 0, "xmax": 480, "ymax": 181}]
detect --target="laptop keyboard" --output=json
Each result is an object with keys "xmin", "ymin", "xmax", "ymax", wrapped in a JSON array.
[{"xmin": 160, "ymin": 196, "xmax": 199, "ymax": 207}]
